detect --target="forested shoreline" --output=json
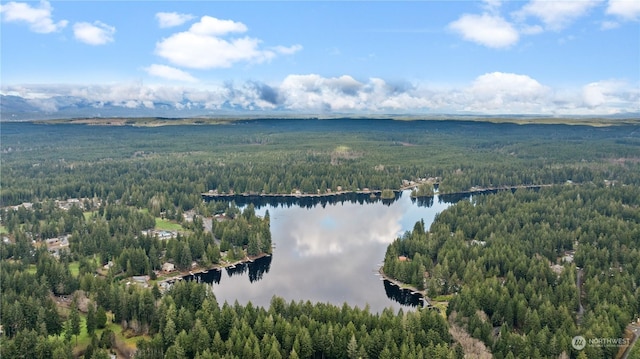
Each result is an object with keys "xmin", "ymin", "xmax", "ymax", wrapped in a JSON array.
[
  {"xmin": 1, "ymin": 118, "xmax": 639, "ymax": 358},
  {"xmin": 3, "ymin": 119, "xmax": 640, "ymax": 207},
  {"xmin": 383, "ymin": 185, "xmax": 640, "ymax": 358}
]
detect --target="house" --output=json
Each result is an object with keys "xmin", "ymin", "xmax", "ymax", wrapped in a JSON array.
[
  {"xmin": 562, "ymin": 250, "xmax": 575, "ymax": 263},
  {"xmin": 183, "ymin": 210, "xmax": 196, "ymax": 222},
  {"xmin": 398, "ymin": 255, "xmax": 409, "ymax": 262},
  {"xmin": 162, "ymin": 262, "xmax": 175, "ymax": 272}
]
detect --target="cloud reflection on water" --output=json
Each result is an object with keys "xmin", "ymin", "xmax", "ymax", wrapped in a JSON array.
[
  {"xmin": 277, "ymin": 201, "xmax": 403, "ymax": 257},
  {"xmin": 212, "ymin": 191, "xmax": 451, "ymax": 312}
]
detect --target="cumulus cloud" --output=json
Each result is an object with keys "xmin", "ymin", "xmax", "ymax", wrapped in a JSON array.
[
  {"xmin": 155, "ymin": 16, "xmax": 301, "ymax": 69},
  {"xmin": 155, "ymin": 11, "xmax": 195, "ymax": 28},
  {"xmin": 245, "ymin": 81, "xmax": 281, "ymax": 106},
  {"xmin": 606, "ymin": 0, "xmax": 640, "ymax": 21},
  {"xmin": 73, "ymin": 21, "xmax": 115, "ymax": 45},
  {"xmin": 514, "ymin": 0, "xmax": 603, "ymax": 31},
  {"xmin": 0, "ymin": 0, "xmax": 67, "ymax": 33},
  {"xmin": 277, "ymin": 75, "xmax": 434, "ymax": 112},
  {"xmin": 466, "ymin": 72, "xmax": 550, "ymax": 112},
  {"xmin": 189, "ymin": 16, "xmax": 247, "ymax": 35},
  {"xmin": 448, "ymin": 13, "xmax": 519, "ymax": 48},
  {"xmin": 582, "ymin": 80, "xmax": 639, "ymax": 110},
  {"xmin": 144, "ymin": 64, "xmax": 197, "ymax": 82},
  {"xmin": 3, "ymin": 73, "xmax": 638, "ymax": 116}
]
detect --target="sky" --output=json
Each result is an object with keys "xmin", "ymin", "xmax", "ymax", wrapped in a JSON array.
[{"xmin": 1, "ymin": 0, "xmax": 639, "ymax": 116}]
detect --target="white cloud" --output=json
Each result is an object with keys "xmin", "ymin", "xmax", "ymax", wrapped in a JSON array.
[
  {"xmin": 466, "ymin": 72, "xmax": 551, "ymax": 112},
  {"xmin": 156, "ymin": 32, "xmax": 270, "ymax": 68},
  {"xmin": 279, "ymin": 74, "xmax": 432, "ymax": 112},
  {"xmin": 273, "ymin": 44, "xmax": 303, "ymax": 55},
  {"xmin": 448, "ymin": 13, "xmax": 519, "ymax": 48},
  {"xmin": 582, "ymin": 80, "xmax": 638, "ymax": 109},
  {"xmin": 155, "ymin": 16, "xmax": 301, "ymax": 69},
  {"xmin": 515, "ymin": 0, "xmax": 603, "ymax": 31},
  {"xmin": 189, "ymin": 16, "xmax": 247, "ymax": 35},
  {"xmin": 144, "ymin": 64, "xmax": 197, "ymax": 82},
  {"xmin": 482, "ymin": 0, "xmax": 503, "ymax": 13},
  {"xmin": 520, "ymin": 24, "xmax": 543, "ymax": 35},
  {"xmin": 155, "ymin": 12, "xmax": 195, "ymax": 28},
  {"xmin": 0, "ymin": 0, "xmax": 67, "ymax": 33},
  {"xmin": 606, "ymin": 0, "xmax": 640, "ymax": 21},
  {"xmin": 3, "ymin": 74, "xmax": 638, "ymax": 115},
  {"xmin": 73, "ymin": 21, "xmax": 115, "ymax": 45}
]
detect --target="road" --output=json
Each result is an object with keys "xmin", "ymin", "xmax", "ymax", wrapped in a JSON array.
[{"xmin": 621, "ymin": 322, "xmax": 640, "ymax": 359}]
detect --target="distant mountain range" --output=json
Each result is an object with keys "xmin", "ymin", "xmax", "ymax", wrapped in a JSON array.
[
  {"xmin": 0, "ymin": 94, "xmax": 266, "ymax": 121},
  {"xmin": 1, "ymin": 94, "xmax": 639, "ymax": 122}
]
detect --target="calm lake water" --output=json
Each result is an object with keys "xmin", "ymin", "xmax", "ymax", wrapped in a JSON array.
[{"xmin": 189, "ymin": 190, "xmax": 465, "ymax": 313}]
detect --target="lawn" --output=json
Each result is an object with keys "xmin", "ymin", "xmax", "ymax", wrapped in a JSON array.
[
  {"xmin": 629, "ymin": 341, "xmax": 640, "ymax": 359},
  {"xmin": 83, "ymin": 211, "xmax": 97, "ymax": 221},
  {"xmin": 429, "ymin": 294, "xmax": 454, "ymax": 320},
  {"xmin": 155, "ymin": 218, "xmax": 183, "ymax": 231},
  {"xmin": 57, "ymin": 309, "xmax": 146, "ymax": 355},
  {"xmin": 68, "ymin": 262, "xmax": 80, "ymax": 277},
  {"xmin": 26, "ymin": 264, "xmax": 37, "ymax": 275},
  {"xmin": 0, "ymin": 225, "xmax": 7, "ymax": 234}
]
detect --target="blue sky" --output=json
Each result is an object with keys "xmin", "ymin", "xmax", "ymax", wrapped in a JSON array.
[{"xmin": 1, "ymin": 0, "xmax": 639, "ymax": 116}]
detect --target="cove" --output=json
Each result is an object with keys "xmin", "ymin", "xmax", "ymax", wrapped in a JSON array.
[{"xmin": 189, "ymin": 190, "xmax": 467, "ymax": 313}]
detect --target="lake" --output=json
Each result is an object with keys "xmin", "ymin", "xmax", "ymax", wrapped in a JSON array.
[{"xmin": 189, "ymin": 190, "xmax": 465, "ymax": 313}]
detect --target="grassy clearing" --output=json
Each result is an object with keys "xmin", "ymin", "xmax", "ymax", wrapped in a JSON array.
[
  {"xmin": 0, "ymin": 225, "xmax": 7, "ymax": 234},
  {"xmin": 155, "ymin": 218, "xmax": 182, "ymax": 231},
  {"xmin": 68, "ymin": 262, "xmax": 80, "ymax": 277},
  {"xmin": 56, "ymin": 309, "xmax": 144, "ymax": 354},
  {"xmin": 83, "ymin": 211, "xmax": 97, "ymax": 221},
  {"xmin": 26, "ymin": 264, "xmax": 37, "ymax": 275},
  {"xmin": 431, "ymin": 294, "xmax": 455, "ymax": 302},
  {"xmin": 629, "ymin": 340, "xmax": 640, "ymax": 359},
  {"xmin": 74, "ymin": 316, "xmax": 92, "ymax": 349},
  {"xmin": 110, "ymin": 323, "xmax": 149, "ymax": 348},
  {"xmin": 429, "ymin": 294, "xmax": 453, "ymax": 320},
  {"xmin": 431, "ymin": 301, "xmax": 449, "ymax": 319}
]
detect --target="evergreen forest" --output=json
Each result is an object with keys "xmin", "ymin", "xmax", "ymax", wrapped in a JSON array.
[{"xmin": 1, "ymin": 118, "xmax": 639, "ymax": 358}]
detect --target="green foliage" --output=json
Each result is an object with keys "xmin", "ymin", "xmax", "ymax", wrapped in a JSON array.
[
  {"xmin": 155, "ymin": 218, "xmax": 183, "ymax": 231},
  {"xmin": 86, "ymin": 303, "xmax": 96, "ymax": 336},
  {"xmin": 2, "ymin": 119, "xmax": 640, "ymax": 358},
  {"xmin": 384, "ymin": 185, "xmax": 640, "ymax": 359},
  {"xmin": 3, "ymin": 120, "xmax": 639, "ymax": 208},
  {"xmin": 411, "ymin": 183, "xmax": 434, "ymax": 197},
  {"xmin": 129, "ymin": 284, "xmax": 455, "ymax": 358},
  {"xmin": 95, "ymin": 306, "xmax": 107, "ymax": 330},
  {"xmin": 380, "ymin": 189, "xmax": 395, "ymax": 199}
]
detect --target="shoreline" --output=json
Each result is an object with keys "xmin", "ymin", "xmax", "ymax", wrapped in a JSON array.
[
  {"xmin": 158, "ymin": 252, "xmax": 271, "ymax": 283},
  {"xmin": 202, "ymin": 183, "xmax": 555, "ymax": 201},
  {"xmin": 378, "ymin": 267, "xmax": 430, "ymax": 307},
  {"xmin": 203, "ymin": 189, "xmax": 391, "ymax": 199},
  {"xmin": 202, "ymin": 180, "xmax": 434, "ymax": 200}
]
